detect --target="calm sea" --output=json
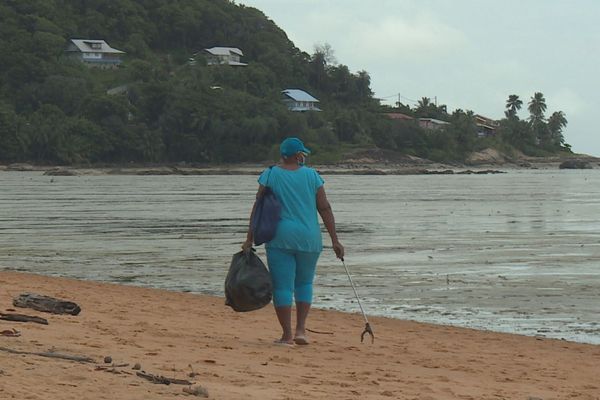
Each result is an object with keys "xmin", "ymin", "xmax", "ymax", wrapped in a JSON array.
[{"xmin": 1, "ymin": 170, "xmax": 599, "ymax": 344}]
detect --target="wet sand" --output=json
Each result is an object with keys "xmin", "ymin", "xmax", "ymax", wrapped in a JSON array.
[
  {"xmin": 1, "ymin": 272, "xmax": 598, "ymax": 400},
  {"xmin": 2, "ymin": 171, "xmax": 599, "ymax": 344}
]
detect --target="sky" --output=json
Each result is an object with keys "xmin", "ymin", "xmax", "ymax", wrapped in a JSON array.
[{"xmin": 237, "ymin": 0, "xmax": 600, "ymax": 156}]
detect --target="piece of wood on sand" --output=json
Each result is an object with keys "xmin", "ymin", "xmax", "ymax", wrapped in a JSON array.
[
  {"xmin": 13, "ymin": 293, "xmax": 81, "ymax": 316},
  {"xmin": 0, "ymin": 328, "xmax": 21, "ymax": 337},
  {"xmin": 136, "ymin": 371, "xmax": 193, "ymax": 385},
  {"xmin": 0, "ymin": 346, "xmax": 95, "ymax": 363},
  {"xmin": 0, "ymin": 313, "xmax": 48, "ymax": 325}
]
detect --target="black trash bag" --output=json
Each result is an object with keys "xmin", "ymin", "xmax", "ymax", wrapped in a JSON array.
[{"xmin": 225, "ymin": 250, "xmax": 272, "ymax": 312}]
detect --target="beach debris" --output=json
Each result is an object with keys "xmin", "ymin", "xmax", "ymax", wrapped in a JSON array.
[
  {"xmin": 136, "ymin": 370, "xmax": 193, "ymax": 385},
  {"xmin": 1, "ymin": 328, "xmax": 21, "ymax": 337},
  {"xmin": 0, "ymin": 313, "xmax": 48, "ymax": 325},
  {"xmin": 188, "ymin": 364, "xmax": 200, "ymax": 378},
  {"xmin": 183, "ymin": 385, "xmax": 209, "ymax": 397},
  {"xmin": 95, "ymin": 363, "xmax": 133, "ymax": 375},
  {"xmin": 132, "ymin": 363, "xmax": 142, "ymax": 370},
  {"xmin": 13, "ymin": 293, "xmax": 81, "ymax": 315},
  {"xmin": 95, "ymin": 366, "xmax": 120, "ymax": 373},
  {"xmin": 104, "ymin": 356, "xmax": 113, "ymax": 364},
  {"xmin": 306, "ymin": 328, "xmax": 334, "ymax": 335},
  {"xmin": 112, "ymin": 363, "xmax": 129, "ymax": 368},
  {"xmin": 0, "ymin": 346, "xmax": 95, "ymax": 363}
]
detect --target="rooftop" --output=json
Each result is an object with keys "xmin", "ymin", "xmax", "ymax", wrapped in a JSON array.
[
  {"xmin": 282, "ymin": 89, "xmax": 319, "ymax": 102},
  {"xmin": 204, "ymin": 47, "xmax": 243, "ymax": 56},
  {"xmin": 68, "ymin": 39, "xmax": 125, "ymax": 54}
]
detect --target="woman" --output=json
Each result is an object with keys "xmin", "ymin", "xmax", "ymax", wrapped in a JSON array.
[{"xmin": 242, "ymin": 137, "xmax": 344, "ymax": 346}]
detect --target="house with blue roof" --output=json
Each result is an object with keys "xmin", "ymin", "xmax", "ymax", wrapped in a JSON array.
[{"xmin": 281, "ymin": 89, "xmax": 321, "ymax": 112}]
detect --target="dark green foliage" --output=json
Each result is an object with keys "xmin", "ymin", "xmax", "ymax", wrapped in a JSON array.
[
  {"xmin": 0, "ymin": 1, "xmax": 570, "ymax": 165},
  {"xmin": 498, "ymin": 93, "xmax": 570, "ymax": 155},
  {"xmin": 0, "ymin": 0, "xmax": 393, "ymax": 164}
]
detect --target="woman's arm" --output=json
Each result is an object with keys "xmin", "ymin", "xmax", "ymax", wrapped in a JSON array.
[
  {"xmin": 316, "ymin": 186, "xmax": 344, "ymax": 259},
  {"xmin": 242, "ymin": 185, "xmax": 266, "ymax": 251}
]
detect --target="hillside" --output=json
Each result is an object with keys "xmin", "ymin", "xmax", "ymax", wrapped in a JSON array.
[{"xmin": 0, "ymin": 0, "xmax": 571, "ymax": 165}]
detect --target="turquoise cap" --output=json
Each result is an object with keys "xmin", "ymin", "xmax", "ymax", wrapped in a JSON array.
[{"xmin": 280, "ymin": 137, "xmax": 311, "ymax": 157}]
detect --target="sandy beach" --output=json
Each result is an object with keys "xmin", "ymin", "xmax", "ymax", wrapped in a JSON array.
[{"xmin": 0, "ymin": 272, "xmax": 598, "ymax": 399}]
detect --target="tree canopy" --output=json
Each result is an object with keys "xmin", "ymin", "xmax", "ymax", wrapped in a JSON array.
[{"xmin": 0, "ymin": 0, "xmax": 571, "ymax": 165}]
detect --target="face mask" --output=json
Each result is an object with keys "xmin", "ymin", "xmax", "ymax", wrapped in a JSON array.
[{"xmin": 298, "ymin": 154, "xmax": 306, "ymax": 166}]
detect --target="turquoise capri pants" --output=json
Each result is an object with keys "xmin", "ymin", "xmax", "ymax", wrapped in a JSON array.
[{"xmin": 265, "ymin": 247, "xmax": 321, "ymax": 307}]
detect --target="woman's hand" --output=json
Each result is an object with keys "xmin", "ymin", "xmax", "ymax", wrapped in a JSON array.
[
  {"xmin": 332, "ymin": 240, "xmax": 345, "ymax": 260},
  {"xmin": 242, "ymin": 238, "xmax": 253, "ymax": 252}
]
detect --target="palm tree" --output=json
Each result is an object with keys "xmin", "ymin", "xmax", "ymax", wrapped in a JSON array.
[
  {"xmin": 548, "ymin": 111, "xmax": 568, "ymax": 146},
  {"xmin": 505, "ymin": 94, "xmax": 523, "ymax": 118},
  {"xmin": 418, "ymin": 97, "xmax": 431, "ymax": 109},
  {"xmin": 528, "ymin": 92, "xmax": 547, "ymax": 124}
]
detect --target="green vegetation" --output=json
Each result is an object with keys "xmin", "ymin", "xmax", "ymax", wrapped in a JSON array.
[
  {"xmin": 0, "ymin": 0, "xmax": 570, "ymax": 165},
  {"xmin": 498, "ymin": 92, "xmax": 571, "ymax": 155}
]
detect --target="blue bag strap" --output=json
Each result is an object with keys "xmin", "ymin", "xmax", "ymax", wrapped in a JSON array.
[{"xmin": 264, "ymin": 165, "xmax": 275, "ymax": 188}]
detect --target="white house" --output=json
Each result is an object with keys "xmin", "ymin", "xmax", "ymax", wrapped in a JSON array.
[
  {"xmin": 281, "ymin": 89, "xmax": 321, "ymax": 112},
  {"xmin": 204, "ymin": 47, "xmax": 247, "ymax": 66},
  {"xmin": 418, "ymin": 117, "xmax": 450, "ymax": 130},
  {"xmin": 66, "ymin": 39, "xmax": 125, "ymax": 68}
]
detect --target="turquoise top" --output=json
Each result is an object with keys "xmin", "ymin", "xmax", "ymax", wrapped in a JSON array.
[{"xmin": 258, "ymin": 166, "xmax": 324, "ymax": 252}]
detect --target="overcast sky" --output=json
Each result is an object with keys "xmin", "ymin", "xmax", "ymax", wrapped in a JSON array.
[{"xmin": 237, "ymin": 0, "xmax": 599, "ymax": 156}]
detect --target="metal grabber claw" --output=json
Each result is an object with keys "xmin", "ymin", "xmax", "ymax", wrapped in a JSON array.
[
  {"xmin": 341, "ymin": 258, "xmax": 375, "ymax": 344},
  {"xmin": 361, "ymin": 322, "xmax": 375, "ymax": 344}
]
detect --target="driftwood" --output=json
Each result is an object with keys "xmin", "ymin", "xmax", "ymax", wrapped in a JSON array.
[
  {"xmin": 136, "ymin": 371, "xmax": 193, "ymax": 385},
  {"xmin": 13, "ymin": 293, "xmax": 81, "ymax": 315},
  {"xmin": 95, "ymin": 366, "xmax": 133, "ymax": 375},
  {"xmin": 0, "ymin": 346, "xmax": 95, "ymax": 363},
  {"xmin": 0, "ymin": 313, "xmax": 48, "ymax": 325},
  {"xmin": 1, "ymin": 328, "xmax": 21, "ymax": 337},
  {"xmin": 307, "ymin": 328, "xmax": 334, "ymax": 335}
]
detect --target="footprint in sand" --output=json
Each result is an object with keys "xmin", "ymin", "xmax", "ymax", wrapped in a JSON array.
[{"xmin": 269, "ymin": 355, "xmax": 292, "ymax": 364}]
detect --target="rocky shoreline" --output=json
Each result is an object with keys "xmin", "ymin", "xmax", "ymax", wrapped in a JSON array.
[{"xmin": 1, "ymin": 149, "xmax": 598, "ymax": 177}]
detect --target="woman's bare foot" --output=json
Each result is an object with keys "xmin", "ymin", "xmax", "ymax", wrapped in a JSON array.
[
  {"xmin": 274, "ymin": 338, "xmax": 295, "ymax": 347},
  {"xmin": 293, "ymin": 333, "xmax": 309, "ymax": 345}
]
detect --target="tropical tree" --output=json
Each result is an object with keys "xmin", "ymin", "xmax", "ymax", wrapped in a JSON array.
[
  {"xmin": 527, "ymin": 92, "xmax": 549, "ymax": 146},
  {"xmin": 498, "ymin": 117, "xmax": 534, "ymax": 149},
  {"xmin": 547, "ymin": 111, "xmax": 568, "ymax": 148},
  {"xmin": 415, "ymin": 97, "xmax": 448, "ymax": 120},
  {"xmin": 417, "ymin": 96, "xmax": 431, "ymax": 109},
  {"xmin": 446, "ymin": 109, "xmax": 476, "ymax": 155},
  {"xmin": 309, "ymin": 50, "xmax": 327, "ymax": 90},
  {"xmin": 355, "ymin": 70, "xmax": 372, "ymax": 101},
  {"xmin": 505, "ymin": 94, "xmax": 523, "ymax": 118},
  {"xmin": 528, "ymin": 92, "xmax": 547, "ymax": 124},
  {"xmin": 415, "ymin": 97, "xmax": 434, "ymax": 117},
  {"xmin": 313, "ymin": 42, "xmax": 337, "ymax": 66}
]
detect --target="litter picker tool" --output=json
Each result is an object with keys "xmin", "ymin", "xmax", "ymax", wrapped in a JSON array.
[{"xmin": 340, "ymin": 257, "xmax": 374, "ymax": 343}]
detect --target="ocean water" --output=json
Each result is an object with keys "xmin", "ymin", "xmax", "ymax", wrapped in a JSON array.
[{"xmin": 1, "ymin": 170, "xmax": 599, "ymax": 344}]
